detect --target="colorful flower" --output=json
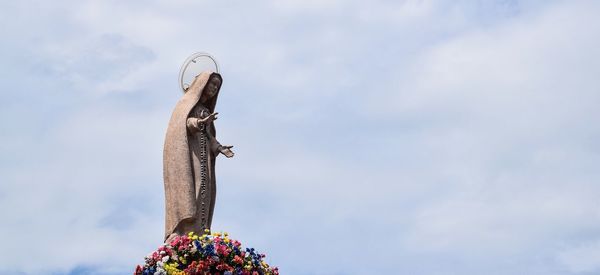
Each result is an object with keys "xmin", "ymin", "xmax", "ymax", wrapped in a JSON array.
[{"xmin": 135, "ymin": 231, "xmax": 278, "ymax": 275}]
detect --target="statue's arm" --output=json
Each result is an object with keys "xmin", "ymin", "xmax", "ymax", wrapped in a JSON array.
[
  {"xmin": 208, "ymin": 134, "xmax": 223, "ymax": 154},
  {"xmin": 186, "ymin": 112, "xmax": 218, "ymax": 134},
  {"xmin": 207, "ymin": 130, "xmax": 235, "ymax": 158},
  {"xmin": 186, "ymin": 118, "xmax": 202, "ymax": 134}
]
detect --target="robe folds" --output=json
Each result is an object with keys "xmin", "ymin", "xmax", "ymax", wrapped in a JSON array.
[{"xmin": 163, "ymin": 71, "xmax": 221, "ymax": 241}]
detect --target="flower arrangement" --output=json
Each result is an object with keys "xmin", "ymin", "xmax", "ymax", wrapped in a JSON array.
[{"xmin": 135, "ymin": 230, "xmax": 279, "ymax": 275}]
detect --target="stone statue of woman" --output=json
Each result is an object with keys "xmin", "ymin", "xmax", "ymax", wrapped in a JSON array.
[{"xmin": 163, "ymin": 71, "xmax": 234, "ymax": 243}]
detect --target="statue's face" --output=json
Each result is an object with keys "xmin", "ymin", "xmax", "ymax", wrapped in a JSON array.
[{"xmin": 204, "ymin": 76, "xmax": 221, "ymax": 99}]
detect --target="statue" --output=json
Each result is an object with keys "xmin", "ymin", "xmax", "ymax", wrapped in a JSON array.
[{"xmin": 163, "ymin": 70, "xmax": 234, "ymax": 243}]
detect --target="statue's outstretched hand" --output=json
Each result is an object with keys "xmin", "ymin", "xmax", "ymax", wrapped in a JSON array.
[
  {"xmin": 198, "ymin": 112, "xmax": 218, "ymax": 124},
  {"xmin": 209, "ymin": 112, "xmax": 218, "ymax": 121},
  {"xmin": 219, "ymin": 145, "xmax": 234, "ymax": 158}
]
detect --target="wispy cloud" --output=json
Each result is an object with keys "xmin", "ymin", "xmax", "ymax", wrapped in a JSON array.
[{"xmin": 1, "ymin": 1, "xmax": 599, "ymax": 274}]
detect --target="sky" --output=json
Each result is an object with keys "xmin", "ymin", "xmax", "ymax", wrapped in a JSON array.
[{"xmin": 1, "ymin": 0, "xmax": 600, "ymax": 274}]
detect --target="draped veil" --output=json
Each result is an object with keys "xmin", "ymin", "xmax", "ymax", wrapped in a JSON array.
[{"xmin": 163, "ymin": 71, "xmax": 221, "ymax": 241}]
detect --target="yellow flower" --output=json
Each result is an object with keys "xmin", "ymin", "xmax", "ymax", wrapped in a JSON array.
[{"xmin": 164, "ymin": 263, "xmax": 184, "ymax": 275}]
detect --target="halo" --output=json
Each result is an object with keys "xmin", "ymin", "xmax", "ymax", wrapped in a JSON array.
[{"xmin": 178, "ymin": 52, "xmax": 220, "ymax": 93}]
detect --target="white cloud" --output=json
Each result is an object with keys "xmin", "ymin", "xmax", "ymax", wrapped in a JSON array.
[
  {"xmin": 558, "ymin": 239, "xmax": 600, "ymax": 273},
  {"xmin": 1, "ymin": 0, "xmax": 599, "ymax": 274}
]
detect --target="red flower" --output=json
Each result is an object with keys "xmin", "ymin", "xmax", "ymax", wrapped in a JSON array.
[
  {"xmin": 216, "ymin": 263, "xmax": 232, "ymax": 271},
  {"xmin": 184, "ymin": 260, "xmax": 210, "ymax": 274},
  {"xmin": 233, "ymin": 255, "xmax": 243, "ymax": 265}
]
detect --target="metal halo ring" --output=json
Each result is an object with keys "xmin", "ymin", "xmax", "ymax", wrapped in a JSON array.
[{"xmin": 178, "ymin": 52, "xmax": 220, "ymax": 93}]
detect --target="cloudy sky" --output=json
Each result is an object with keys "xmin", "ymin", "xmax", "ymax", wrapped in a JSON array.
[{"xmin": 1, "ymin": 0, "xmax": 600, "ymax": 274}]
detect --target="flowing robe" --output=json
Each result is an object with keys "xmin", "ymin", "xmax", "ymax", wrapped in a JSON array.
[{"xmin": 163, "ymin": 71, "xmax": 222, "ymax": 241}]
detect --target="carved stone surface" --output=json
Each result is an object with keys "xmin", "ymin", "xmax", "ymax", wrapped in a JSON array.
[{"xmin": 162, "ymin": 71, "xmax": 234, "ymax": 243}]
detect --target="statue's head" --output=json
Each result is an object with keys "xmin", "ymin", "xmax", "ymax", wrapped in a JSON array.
[
  {"xmin": 203, "ymin": 73, "xmax": 222, "ymax": 100},
  {"xmin": 185, "ymin": 71, "xmax": 223, "ymax": 112}
]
